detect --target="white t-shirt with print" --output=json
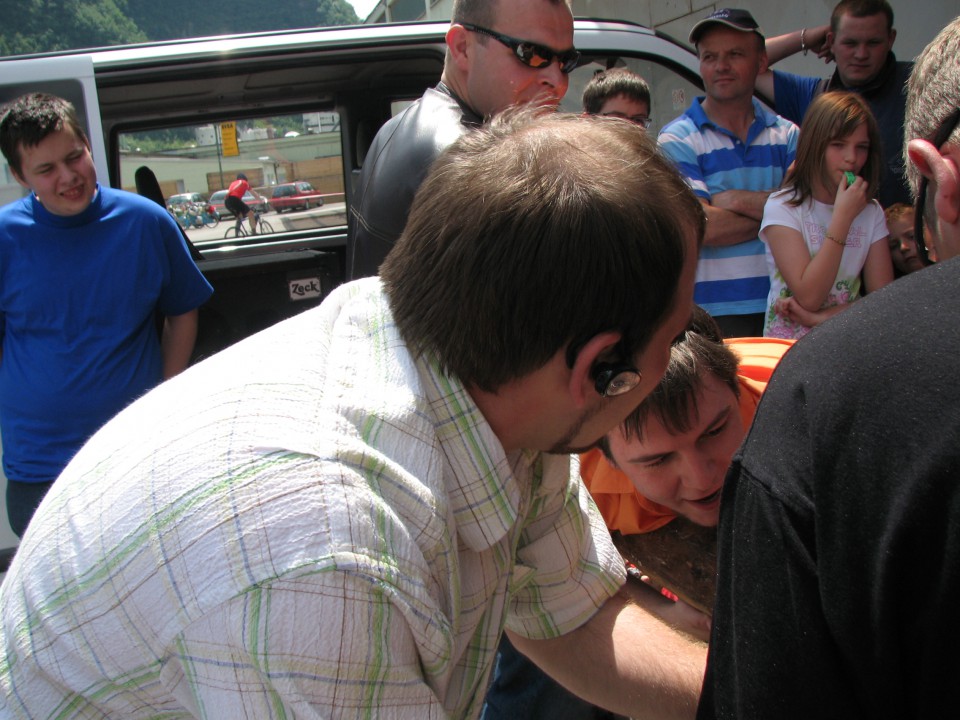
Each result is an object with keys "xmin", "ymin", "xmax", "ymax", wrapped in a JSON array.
[{"xmin": 760, "ymin": 189, "xmax": 888, "ymax": 339}]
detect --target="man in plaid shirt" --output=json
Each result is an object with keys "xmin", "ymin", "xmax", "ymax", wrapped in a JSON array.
[{"xmin": 0, "ymin": 109, "xmax": 706, "ymax": 719}]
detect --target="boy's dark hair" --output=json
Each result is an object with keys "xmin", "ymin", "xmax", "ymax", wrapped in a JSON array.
[
  {"xmin": 0, "ymin": 93, "xmax": 89, "ymax": 178},
  {"xmin": 831, "ymin": 0, "xmax": 894, "ymax": 34},
  {"xmin": 381, "ymin": 107, "xmax": 704, "ymax": 393},
  {"xmin": 581, "ymin": 68, "xmax": 652, "ymax": 115},
  {"xmin": 600, "ymin": 306, "xmax": 739, "ymax": 459}
]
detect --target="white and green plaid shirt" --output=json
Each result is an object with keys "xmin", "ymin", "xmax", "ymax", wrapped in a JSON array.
[{"xmin": 0, "ymin": 278, "xmax": 625, "ymax": 719}]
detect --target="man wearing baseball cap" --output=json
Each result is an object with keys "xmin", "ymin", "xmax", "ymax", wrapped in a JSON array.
[
  {"xmin": 688, "ymin": 7, "xmax": 762, "ymax": 45},
  {"xmin": 659, "ymin": 8, "xmax": 798, "ymax": 338}
]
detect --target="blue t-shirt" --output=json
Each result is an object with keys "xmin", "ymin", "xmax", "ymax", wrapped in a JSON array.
[
  {"xmin": 0, "ymin": 185, "xmax": 213, "ymax": 482},
  {"xmin": 658, "ymin": 98, "xmax": 798, "ymax": 317}
]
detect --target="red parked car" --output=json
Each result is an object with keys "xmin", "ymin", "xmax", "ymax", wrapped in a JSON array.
[{"xmin": 268, "ymin": 181, "xmax": 324, "ymax": 213}]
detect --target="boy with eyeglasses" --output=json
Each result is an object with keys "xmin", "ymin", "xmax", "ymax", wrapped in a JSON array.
[
  {"xmin": 347, "ymin": 0, "xmax": 578, "ymax": 280},
  {"xmin": 582, "ymin": 67, "xmax": 653, "ymax": 129},
  {"xmin": 698, "ymin": 16, "xmax": 960, "ymax": 719}
]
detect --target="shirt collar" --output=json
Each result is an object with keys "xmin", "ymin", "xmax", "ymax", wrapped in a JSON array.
[
  {"xmin": 689, "ymin": 97, "xmax": 779, "ymax": 132},
  {"xmin": 435, "ymin": 81, "xmax": 484, "ymax": 127},
  {"xmin": 30, "ymin": 183, "xmax": 102, "ymax": 228},
  {"xmin": 826, "ymin": 51, "xmax": 898, "ymax": 96},
  {"xmin": 417, "ymin": 354, "xmax": 531, "ymax": 551}
]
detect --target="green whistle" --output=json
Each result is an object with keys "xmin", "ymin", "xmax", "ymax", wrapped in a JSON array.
[{"xmin": 845, "ymin": 171, "xmax": 856, "ymax": 185}]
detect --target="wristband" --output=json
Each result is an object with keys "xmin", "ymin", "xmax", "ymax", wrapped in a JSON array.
[
  {"xmin": 801, "ymin": 28, "xmax": 808, "ymax": 56},
  {"xmin": 825, "ymin": 233, "xmax": 845, "ymax": 247}
]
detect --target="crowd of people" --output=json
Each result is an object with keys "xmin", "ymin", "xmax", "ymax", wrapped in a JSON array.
[{"xmin": 0, "ymin": 0, "xmax": 958, "ymax": 718}]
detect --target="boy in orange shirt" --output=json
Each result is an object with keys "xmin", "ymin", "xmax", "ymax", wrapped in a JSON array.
[
  {"xmin": 483, "ymin": 307, "xmax": 791, "ymax": 719},
  {"xmin": 584, "ymin": 305, "xmax": 792, "ymax": 534}
]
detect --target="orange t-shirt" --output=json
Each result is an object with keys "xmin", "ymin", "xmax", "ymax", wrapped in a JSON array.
[{"xmin": 581, "ymin": 337, "xmax": 794, "ymax": 535}]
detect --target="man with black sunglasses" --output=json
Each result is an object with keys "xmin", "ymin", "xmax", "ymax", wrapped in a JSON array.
[
  {"xmin": 698, "ymin": 15, "xmax": 960, "ymax": 720},
  {"xmin": 347, "ymin": 0, "xmax": 577, "ymax": 281}
]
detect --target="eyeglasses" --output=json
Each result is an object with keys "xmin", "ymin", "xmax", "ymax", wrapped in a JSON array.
[
  {"xmin": 600, "ymin": 111, "xmax": 653, "ymax": 129},
  {"xmin": 914, "ymin": 106, "xmax": 960, "ymax": 266},
  {"xmin": 461, "ymin": 23, "xmax": 581, "ymax": 75}
]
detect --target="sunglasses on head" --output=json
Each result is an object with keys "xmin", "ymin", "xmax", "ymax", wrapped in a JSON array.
[
  {"xmin": 914, "ymin": 106, "xmax": 960, "ymax": 266},
  {"xmin": 461, "ymin": 23, "xmax": 581, "ymax": 75}
]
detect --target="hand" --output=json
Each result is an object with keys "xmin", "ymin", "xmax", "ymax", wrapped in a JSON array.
[
  {"xmin": 655, "ymin": 595, "xmax": 712, "ymax": 643},
  {"xmin": 817, "ymin": 41, "xmax": 834, "ymax": 63},
  {"xmin": 634, "ymin": 574, "xmax": 712, "ymax": 643},
  {"xmin": 806, "ymin": 26, "xmax": 832, "ymax": 62},
  {"xmin": 774, "ymin": 296, "xmax": 846, "ymax": 327},
  {"xmin": 834, "ymin": 173, "xmax": 869, "ymax": 223}
]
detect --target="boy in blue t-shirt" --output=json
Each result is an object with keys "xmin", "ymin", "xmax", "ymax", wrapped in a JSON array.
[{"xmin": 0, "ymin": 92, "xmax": 213, "ymax": 536}]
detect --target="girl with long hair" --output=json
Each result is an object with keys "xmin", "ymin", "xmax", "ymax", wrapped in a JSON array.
[{"xmin": 760, "ymin": 91, "xmax": 893, "ymax": 338}]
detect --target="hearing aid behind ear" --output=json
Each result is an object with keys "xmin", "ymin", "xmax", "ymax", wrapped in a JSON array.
[{"xmin": 593, "ymin": 362, "xmax": 642, "ymax": 397}]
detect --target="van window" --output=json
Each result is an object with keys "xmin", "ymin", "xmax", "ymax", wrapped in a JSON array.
[{"xmin": 117, "ymin": 110, "xmax": 345, "ymax": 244}]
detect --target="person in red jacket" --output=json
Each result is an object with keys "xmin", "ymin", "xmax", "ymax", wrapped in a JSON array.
[{"xmin": 224, "ymin": 172, "xmax": 258, "ymax": 235}]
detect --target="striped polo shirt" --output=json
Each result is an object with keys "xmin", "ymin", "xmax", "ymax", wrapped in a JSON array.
[{"xmin": 659, "ymin": 98, "xmax": 798, "ymax": 317}]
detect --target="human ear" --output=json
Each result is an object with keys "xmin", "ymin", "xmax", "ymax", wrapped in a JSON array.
[
  {"xmin": 758, "ymin": 49, "xmax": 769, "ymax": 75},
  {"xmin": 908, "ymin": 139, "xmax": 960, "ymax": 226},
  {"xmin": 567, "ymin": 331, "xmax": 622, "ymax": 408},
  {"xmin": 445, "ymin": 24, "xmax": 472, "ymax": 73}
]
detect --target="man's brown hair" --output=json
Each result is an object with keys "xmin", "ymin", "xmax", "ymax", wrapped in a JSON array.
[
  {"xmin": 381, "ymin": 107, "xmax": 704, "ymax": 392},
  {"xmin": 830, "ymin": 0, "xmax": 894, "ymax": 34}
]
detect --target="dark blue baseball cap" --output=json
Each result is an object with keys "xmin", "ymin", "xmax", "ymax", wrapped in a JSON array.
[{"xmin": 689, "ymin": 8, "xmax": 764, "ymax": 44}]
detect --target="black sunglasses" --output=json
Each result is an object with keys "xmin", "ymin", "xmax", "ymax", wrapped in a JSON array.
[
  {"xmin": 461, "ymin": 23, "xmax": 581, "ymax": 75},
  {"xmin": 914, "ymin": 107, "xmax": 960, "ymax": 266}
]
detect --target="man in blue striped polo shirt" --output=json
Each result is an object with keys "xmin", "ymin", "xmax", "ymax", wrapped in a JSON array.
[{"xmin": 659, "ymin": 8, "xmax": 799, "ymax": 337}]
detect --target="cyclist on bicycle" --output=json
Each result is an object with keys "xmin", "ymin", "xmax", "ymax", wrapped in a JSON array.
[{"xmin": 224, "ymin": 173, "xmax": 258, "ymax": 235}]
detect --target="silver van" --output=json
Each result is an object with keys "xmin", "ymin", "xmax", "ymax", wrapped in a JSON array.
[{"xmin": 0, "ymin": 19, "xmax": 703, "ymax": 564}]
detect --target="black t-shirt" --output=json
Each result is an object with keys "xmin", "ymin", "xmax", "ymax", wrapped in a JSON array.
[{"xmin": 699, "ymin": 257, "xmax": 960, "ymax": 719}]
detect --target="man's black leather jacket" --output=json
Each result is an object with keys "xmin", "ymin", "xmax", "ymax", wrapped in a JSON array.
[{"xmin": 347, "ymin": 82, "xmax": 482, "ymax": 280}]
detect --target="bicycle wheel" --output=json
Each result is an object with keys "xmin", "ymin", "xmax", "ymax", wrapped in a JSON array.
[
  {"xmin": 204, "ymin": 214, "xmax": 220, "ymax": 229},
  {"xmin": 258, "ymin": 219, "xmax": 275, "ymax": 234},
  {"xmin": 223, "ymin": 224, "xmax": 244, "ymax": 239}
]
